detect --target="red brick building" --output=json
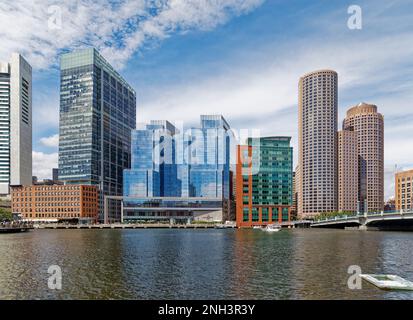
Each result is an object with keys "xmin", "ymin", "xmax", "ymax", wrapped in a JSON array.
[{"xmin": 11, "ymin": 185, "xmax": 99, "ymax": 223}]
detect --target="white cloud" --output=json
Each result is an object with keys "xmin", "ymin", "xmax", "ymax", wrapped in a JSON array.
[
  {"xmin": 0, "ymin": 0, "xmax": 264, "ymax": 69},
  {"xmin": 138, "ymin": 31, "xmax": 413, "ymax": 150},
  {"xmin": 32, "ymin": 151, "xmax": 58, "ymax": 180},
  {"xmin": 40, "ymin": 134, "xmax": 59, "ymax": 148},
  {"xmin": 137, "ymin": 31, "xmax": 413, "ymax": 201},
  {"xmin": 3, "ymin": 0, "xmax": 411, "ymax": 201}
]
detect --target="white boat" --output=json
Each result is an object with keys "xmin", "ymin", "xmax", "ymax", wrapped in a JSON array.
[
  {"xmin": 360, "ymin": 274, "xmax": 413, "ymax": 291},
  {"xmin": 263, "ymin": 224, "xmax": 281, "ymax": 232},
  {"xmin": 252, "ymin": 226, "xmax": 262, "ymax": 230}
]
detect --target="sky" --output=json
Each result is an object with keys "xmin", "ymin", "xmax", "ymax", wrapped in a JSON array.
[{"xmin": 0, "ymin": 0, "xmax": 413, "ymax": 200}]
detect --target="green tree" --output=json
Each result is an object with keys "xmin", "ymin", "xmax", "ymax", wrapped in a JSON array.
[{"xmin": 0, "ymin": 207, "xmax": 12, "ymax": 221}]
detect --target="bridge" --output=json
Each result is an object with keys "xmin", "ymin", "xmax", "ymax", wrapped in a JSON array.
[{"xmin": 310, "ymin": 209, "xmax": 413, "ymax": 230}]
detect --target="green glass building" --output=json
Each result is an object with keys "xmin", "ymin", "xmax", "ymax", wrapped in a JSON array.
[{"xmin": 236, "ymin": 136, "xmax": 293, "ymax": 227}]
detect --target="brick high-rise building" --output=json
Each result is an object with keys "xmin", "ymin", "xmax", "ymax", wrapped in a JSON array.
[
  {"xmin": 395, "ymin": 169, "xmax": 413, "ymax": 211},
  {"xmin": 343, "ymin": 103, "xmax": 384, "ymax": 213},
  {"xmin": 298, "ymin": 70, "xmax": 338, "ymax": 218},
  {"xmin": 338, "ymin": 130, "xmax": 358, "ymax": 213}
]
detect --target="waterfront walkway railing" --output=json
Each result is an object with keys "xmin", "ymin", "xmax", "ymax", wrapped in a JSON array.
[{"xmin": 313, "ymin": 209, "xmax": 413, "ymax": 223}]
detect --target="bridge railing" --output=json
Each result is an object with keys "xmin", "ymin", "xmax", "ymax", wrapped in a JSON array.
[
  {"xmin": 313, "ymin": 214, "xmax": 359, "ymax": 223},
  {"xmin": 313, "ymin": 209, "xmax": 413, "ymax": 223}
]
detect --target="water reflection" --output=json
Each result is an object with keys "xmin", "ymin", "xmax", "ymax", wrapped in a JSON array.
[{"xmin": 0, "ymin": 229, "xmax": 413, "ymax": 299}]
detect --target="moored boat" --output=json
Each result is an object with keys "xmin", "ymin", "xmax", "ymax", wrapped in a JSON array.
[
  {"xmin": 262, "ymin": 224, "xmax": 281, "ymax": 232},
  {"xmin": 360, "ymin": 274, "xmax": 413, "ymax": 291}
]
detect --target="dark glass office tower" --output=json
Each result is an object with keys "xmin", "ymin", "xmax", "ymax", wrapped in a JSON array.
[{"xmin": 58, "ymin": 48, "xmax": 136, "ymax": 222}]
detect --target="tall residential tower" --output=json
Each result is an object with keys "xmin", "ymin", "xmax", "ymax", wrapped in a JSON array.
[
  {"xmin": 0, "ymin": 53, "xmax": 32, "ymax": 195},
  {"xmin": 343, "ymin": 103, "xmax": 384, "ymax": 213},
  {"xmin": 338, "ymin": 130, "xmax": 358, "ymax": 212},
  {"xmin": 298, "ymin": 70, "xmax": 338, "ymax": 218},
  {"xmin": 58, "ymin": 48, "xmax": 136, "ymax": 222}
]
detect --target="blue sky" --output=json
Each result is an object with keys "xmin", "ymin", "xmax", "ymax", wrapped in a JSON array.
[{"xmin": 1, "ymin": 0, "xmax": 413, "ymax": 199}]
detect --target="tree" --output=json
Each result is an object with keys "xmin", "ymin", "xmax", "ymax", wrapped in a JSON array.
[{"xmin": 0, "ymin": 207, "xmax": 12, "ymax": 221}]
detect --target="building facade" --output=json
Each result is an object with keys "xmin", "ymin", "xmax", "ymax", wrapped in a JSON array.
[
  {"xmin": 236, "ymin": 137, "xmax": 293, "ymax": 227},
  {"xmin": 298, "ymin": 70, "xmax": 338, "ymax": 218},
  {"xmin": 52, "ymin": 168, "xmax": 59, "ymax": 182},
  {"xmin": 123, "ymin": 120, "xmax": 181, "ymax": 199},
  {"xmin": 291, "ymin": 171, "xmax": 297, "ymax": 220},
  {"xmin": 58, "ymin": 48, "xmax": 136, "ymax": 222},
  {"xmin": 338, "ymin": 130, "xmax": 358, "ymax": 213},
  {"xmin": 343, "ymin": 103, "xmax": 384, "ymax": 213},
  {"xmin": 11, "ymin": 185, "xmax": 99, "ymax": 223},
  {"xmin": 122, "ymin": 115, "xmax": 231, "ymax": 223},
  {"xmin": 395, "ymin": 169, "xmax": 413, "ymax": 211},
  {"xmin": 0, "ymin": 53, "xmax": 32, "ymax": 195},
  {"xmin": 187, "ymin": 115, "xmax": 231, "ymax": 218}
]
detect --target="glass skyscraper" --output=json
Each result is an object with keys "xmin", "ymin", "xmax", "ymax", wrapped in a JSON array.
[
  {"xmin": 59, "ymin": 48, "xmax": 136, "ymax": 222},
  {"xmin": 123, "ymin": 120, "xmax": 180, "ymax": 198},
  {"xmin": 123, "ymin": 115, "xmax": 231, "ymax": 223},
  {"xmin": 187, "ymin": 115, "xmax": 230, "ymax": 199},
  {"xmin": 236, "ymin": 136, "xmax": 293, "ymax": 227}
]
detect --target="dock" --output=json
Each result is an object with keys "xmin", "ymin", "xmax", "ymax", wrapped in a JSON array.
[
  {"xmin": 0, "ymin": 226, "xmax": 32, "ymax": 234},
  {"xmin": 34, "ymin": 223, "xmax": 236, "ymax": 230}
]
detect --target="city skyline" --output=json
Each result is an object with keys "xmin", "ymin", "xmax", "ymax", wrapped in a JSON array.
[{"xmin": 0, "ymin": 1, "xmax": 412, "ymax": 200}]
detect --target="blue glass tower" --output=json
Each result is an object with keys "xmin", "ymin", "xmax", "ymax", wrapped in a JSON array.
[
  {"xmin": 124, "ymin": 121, "xmax": 179, "ymax": 198},
  {"xmin": 187, "ymin": 115, "xmax": 230, "ymax": 199},
  {"xmin": 122, "ymin": 115, "xmax": 231, "ymax": 223}
]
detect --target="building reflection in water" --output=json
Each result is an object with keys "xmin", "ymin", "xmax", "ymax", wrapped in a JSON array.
[
  {"xmin": 2, "ymin": 229, "xmax": 413, "ymax": 299},
  {"xmin": 290, "ymin": 229, "xmax": 388, "ymax": 299},
  {"xmin": 230, "ymin": 229, "xmax": 294, "ymax": 299},
  {"xmin": 0, "ymin": 230, "xmax": 127, "ymax": 299}
]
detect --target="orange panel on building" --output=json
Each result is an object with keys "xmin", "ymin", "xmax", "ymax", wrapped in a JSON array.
[{"xmin": 236, "ymin": 137, "xmax": 293, "ymax": 228}]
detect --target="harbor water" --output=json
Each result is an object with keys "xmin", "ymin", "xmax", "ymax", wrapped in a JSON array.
[{"xmin": 0, "ymin": 228, "xmax": 413, "ymax": 299}]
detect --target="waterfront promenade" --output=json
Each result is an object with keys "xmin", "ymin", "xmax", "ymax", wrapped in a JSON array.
[
  {"xmin": 34, "ymin": 223, "xmax": 233, "ymax": 230},
  {"xmin": 0, "ymin": 221, "xmax": 33, "ymax": 233},
  {"xmin": 33, "ymin": 220, "xmax": 311, "ymax": 230}
]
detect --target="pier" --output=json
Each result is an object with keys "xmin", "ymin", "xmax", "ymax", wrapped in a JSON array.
[
  {"xmin": 0, "ymin": 226, "xmax": 32, "ymax": 233},
  {"xmin": 34, "ymin": 223, "xmax": 235, "ymax": 230}
]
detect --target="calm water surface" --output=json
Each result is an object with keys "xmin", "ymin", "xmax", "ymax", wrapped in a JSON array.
[{"xmin": 1, "ymin": 228, "xmax": 413, "ymax": 300}]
